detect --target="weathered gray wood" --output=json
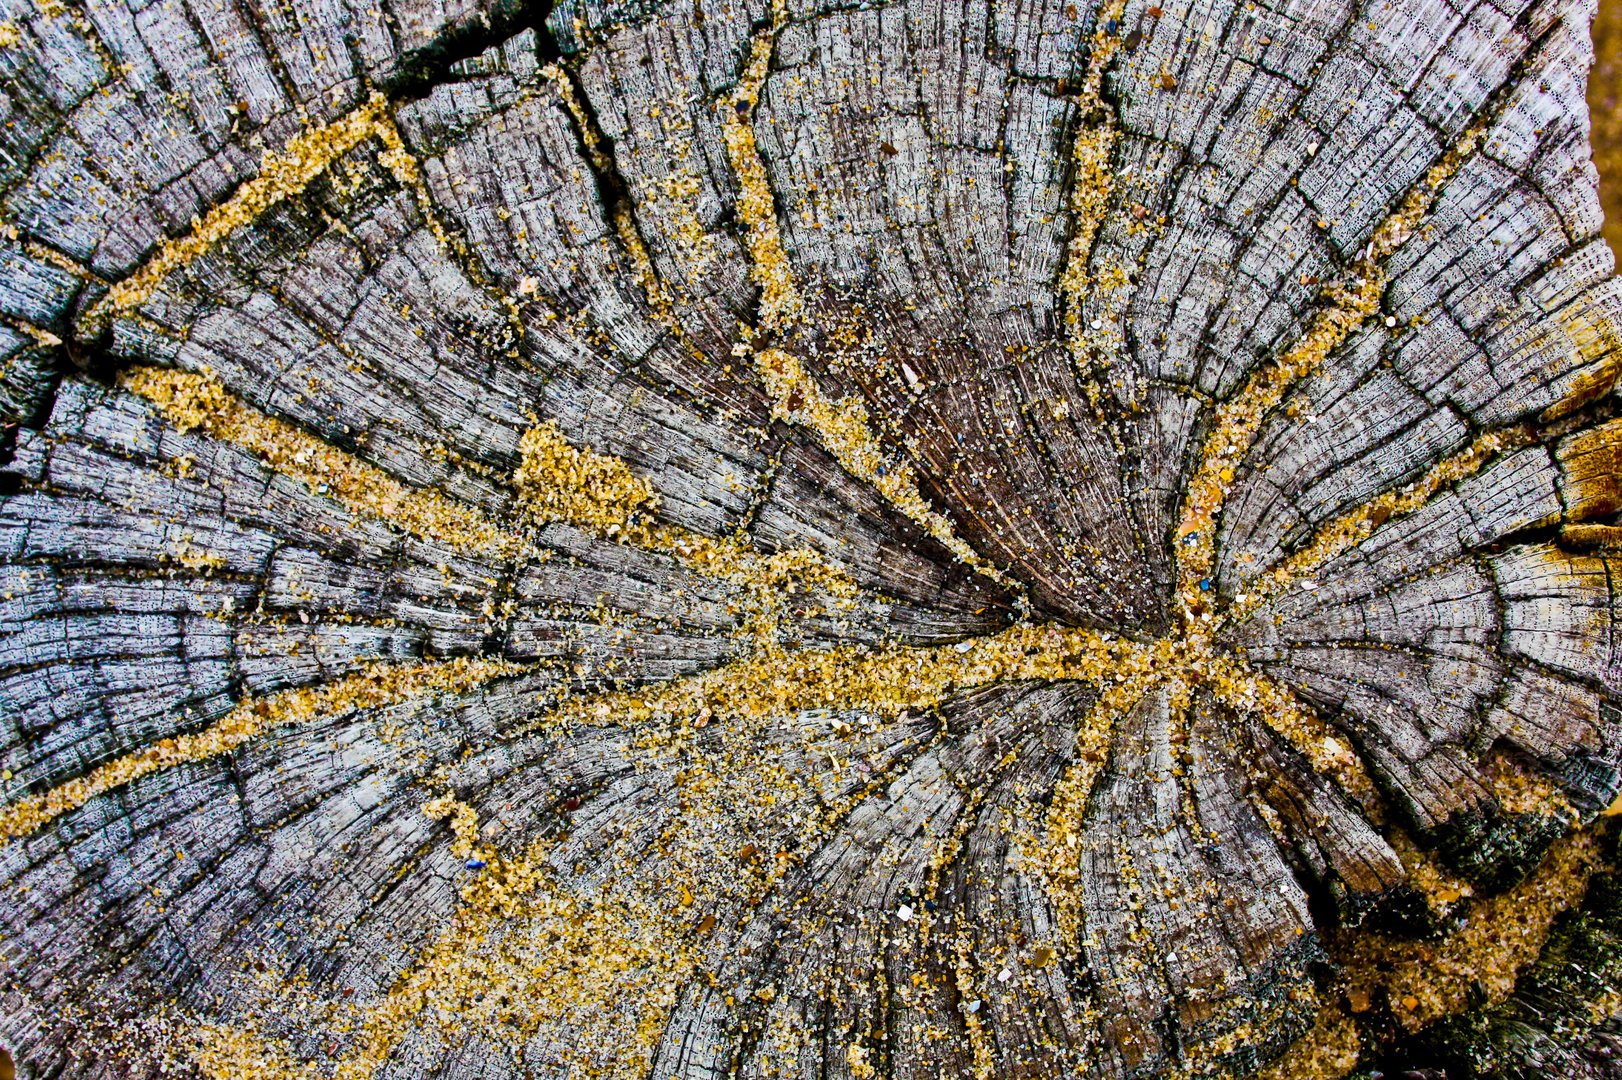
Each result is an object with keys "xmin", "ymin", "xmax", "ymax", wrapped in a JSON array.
[{"xmin": 1, "ymin": 0, "xmax": 1621, "ymax": 1075}]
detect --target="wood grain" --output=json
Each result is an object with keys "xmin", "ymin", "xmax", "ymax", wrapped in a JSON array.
[{"xmin": 1, "ymin": 0, "xmax": 1620, "ymax": 1075}]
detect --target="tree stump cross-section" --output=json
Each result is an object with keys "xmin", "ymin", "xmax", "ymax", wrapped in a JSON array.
[{"xmin": 1, "ymin": 0, "xmax": 1622, "ymax": 1075}]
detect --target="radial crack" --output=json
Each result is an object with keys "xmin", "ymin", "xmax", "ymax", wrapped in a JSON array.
[
  {"xmin": 124, "ymin": 366, "xmax": 532, "ymax": 560},
  {"xmin": 1220, "ymin": 426, "xmax": 1535, "ymax": 628},
  {"xmin": 1058, "ymin": 0, "xmax": 1130, "ymax": 389},
  {"xmin": 124, "ymin": 363, "xmax": 857, "ymax": 647},
  {"xmin": 1036, "ymin": 670, "xmax": 1159, "ymax": 943},
  {"xmin": 530, "ymin": 623, "xmax": 1150, "ymax": 736},
  {"xmin": 1203, "ymin": 648, "xmax": 1378, "ymax": 807},
  {"xmin": 516, "ymin": 614, "xmax": 1376, "ymax": 814},
  {"xmin": 1172, "ymin": 119, "xmax": 1489, "ymax": 625},
  {"xmin": 752, "ymin": 348, "xmax": 1019, "ymax": 591},
  {"xmin": 715, "ymin": 12, "xmax": 1019, "ymax": 597},
  {"xmin": 0, "ymin": 656, "xmax": 527, "ymax": 843},
  {"xmin": 541, "ymin": 62, "xmax": 685, "ymax": 334},
  {"xmin": 719, "ymin": 9, "xmax": 804, "ymax": 336},
  {"xmin": 84, "ymin": 94, "xmax": 423, "ymax": 333}
]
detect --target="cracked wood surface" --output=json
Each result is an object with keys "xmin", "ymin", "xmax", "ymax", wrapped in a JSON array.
[{"xmin": 1, "ymin": 0, "xmax": 1621, "ymax": 1075}]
